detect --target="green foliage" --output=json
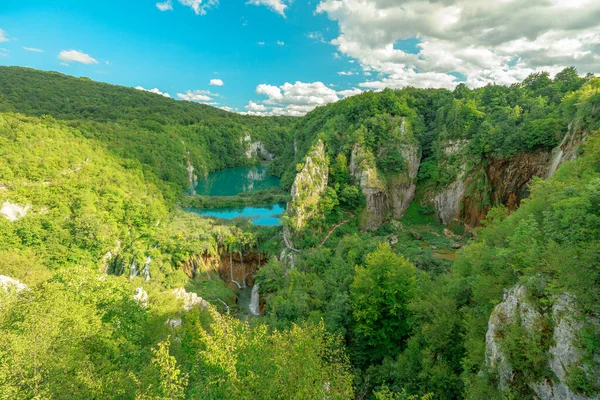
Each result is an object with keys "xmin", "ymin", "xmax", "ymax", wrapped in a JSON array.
[
  {"xmin": 0, "ymin": 67, "xmax": 293, "ymax": 194},
  {"xmin": 350, "ymin": 243, "xmax": 417, "ymax": 363},
  {"xmin": 181, "ymin": 308, "xmax": 354, "ymax": 399}
]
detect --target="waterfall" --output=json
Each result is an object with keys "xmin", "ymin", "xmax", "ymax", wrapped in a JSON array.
[
  {"xmin": 546, "ymin": 148, "xmax": 564, "ymax": 178},
  {"xmin": 129, "ymin": 260, "xmax": 138, "ymax": 279},
  {"xmin": 249, "ymin": 284, "xmax": 260, "ymax": 316},
  {"xmin": 187, "ymin": 159, "xmax": 197, "ymax": 196},
  {"xmin": 141, "ymin": 257, "xmax": 151, "ymax": 281}
]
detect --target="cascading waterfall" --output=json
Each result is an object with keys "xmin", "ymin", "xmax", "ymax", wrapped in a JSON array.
[
  {"xmin": 249, "ymin": 284, "xmax": 260, "ymax": 316},
  {"xmin": 129, "ymin": 260, "xmax": 138, "ymax": 279},
  {"xmin": 141, "ymin": 257, "xmax": 151, "ymax": 281}
]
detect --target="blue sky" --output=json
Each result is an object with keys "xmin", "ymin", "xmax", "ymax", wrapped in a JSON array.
[
  {"xmin": 0, "ymin": 0, "xmax": 369, "ymax": 114},
  {"xmin": 1, "ymin": 0, "xmax": 598, "ymax": 116}
]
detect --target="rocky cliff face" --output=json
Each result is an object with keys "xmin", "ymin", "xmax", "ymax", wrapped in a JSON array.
[
  {"xmin": 434, "ymin": 172, "xmax": 466, "ymax": 225},
  {"xmin": 350, "ymin": 118, "xmax": 421, "ymax": 231},
  {"xmin": 432, "ymin": 150, "xmax": 552, "ymax": 228},
  {"xmin": 485, "ymin": 285, "xmax": 598, "ymax": 400},
  {"xmin": 350, "ymin": 143, "xmax": 388, "ymax": 230},
  {"xmin": 389, "ymin": 119, "xmax": 421, "ymax": 218},
  {"xmin": 244, "ymin": 134, "xmax": 275, "ymax": 161},
  {"xmin": 487, "ymin": 151, "xmax": 551, "ymax": 212},
  {"xmin": 287, "ymin": 139, "xmax": 329, "ymax": 232}
]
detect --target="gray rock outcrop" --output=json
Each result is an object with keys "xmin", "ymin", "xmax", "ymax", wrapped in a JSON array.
[
  {"xmin": 485, "ymin": 285, "xmax": 598, "ymax": 399},
  {"xmin": 287, "ymin": 139, "xmax": 329, "ymax": 231},
  {"xmin": 244, "ymin": 135, "xmax": 275, "ymax": 161}
]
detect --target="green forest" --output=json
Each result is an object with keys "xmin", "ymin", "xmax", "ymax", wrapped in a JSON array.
[{"xmin": 0, "ymin": 66, "xmax": 599, "ymax": 399}]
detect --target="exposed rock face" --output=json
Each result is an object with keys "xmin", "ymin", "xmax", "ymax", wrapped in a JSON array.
[
  {"xmin": 287, "ymin": 139, "xmax": 329, "ymax": 231},
  {"xmin": 244, "ymin": 135, "xmax": 274, "ymax": 161},
  {"xmin": 434, "ymin": 172, "xmax": 466, "ymax": 225},
  {"xmin": 172, "ymin": 288, "xmax": 209, "ymax": 311},
  {"xmin": 1, "ymin": 201, "xmax": 31, "ymax": 222},
  {"xmin": 0, "ymin": 275, "xmax": 27, "ymax": 293},
  {"xmin": 389, "ymin": 119, "xmax": 421, "ymax": 219},
  {"xmin": 133, "ymin": 287, "xmax": 148, "ymax": 308},
  {"xmin": 487, "ymin": 151, "xmax": 551, "ymax": 212},
  {"xmin": 485, "ymin": 285, "xmax": 597, "ymax": 399},
  {"xmin": 350, "ymin": 119, "xmax": 421, "ymax": 231},
  {"xmin": 485, "ymin": 285, "xmax": 543, "ymax": 390},
  {"xmin": 350, "ymin": 143, "xmax": 388, "ymax": 230},
  {"xmin": 433, "ymin": 151, "xmax": 551, "ymax": 227}
]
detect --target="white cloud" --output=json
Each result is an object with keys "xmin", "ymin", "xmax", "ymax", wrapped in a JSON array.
[
  {"xmin": 246, "ymin": 0, "xmax": 289, "ymax": 17},
  {"xmin": 307, "ymin": 31, "xmax": 326, "ymax": 43},
  {"xmin": 219, "ymin": 106, "xmax": 235, "ymax": 112},
  {"xmin": 277, "ymin": 40, "xmax": 285, "ymax": 46},
  {"xmin": 135, "ymin": 86, "xmax": 172, "ymax": 98},
  {"xmin": 157, "ymin": 0, "xmax": 173, "ymax": 11},
  {"xmin": 209, "ymin": 78, "xmax": 224, "ymax": 86},
  {"xmin": 338, "ymin": 71, "xmax": 357, "ymax": 76},
  {"xmin": 243, "ymin": 81, "xmax": 357, "ymax": 116},
  {"xmin": 257, "ymin": 41, "xmax": 265, "ymax": 45},
  {"xmin": 23, "ymin": 47, "xmax": 43, "ymax": 53},
  {"xmin": 316, "ymin": 0, "xmax": 600, "ymax": 90},
  {"xmin": 338, "ymin": 88, "xmax": 363, "ymax": 98},
  {"xmin": 57, "ymin": 50, "xmax": 98, "ymax": 65},
  {"xmin": 156, "ymin": 0, "xmax": 173, "ymax": 11},
  {"xmin": 177, "ymin": 89, "xmax": 219, "ymax": 102},
  {"xmin": 178, "ymin": 0, "xmax": 218, "ymax": 15},
  {"xmin": 256, "ymin": 84, "xmax": 283, "ymax": 101},
  {"xmin": 333, "ymin": 52, "xmax": 341, "ymax": 59},
  {"xmin": 0, "ymin": 29, "xmax": 8, "ymax": 42},
  {"xmin": 246, "ymin": 101, "xmax": 268, "ymax": 111}
]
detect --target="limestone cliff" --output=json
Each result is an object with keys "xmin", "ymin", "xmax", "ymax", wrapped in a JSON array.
[
  {"xmin": 350, "ymin": 118, "xmax": 421, "ymax": 231},
  {"xmin": 286, "ymin": 139, "xmax": 329, "ymax": 232},
  {"xmin": 244, "ymin": 134, "xmax": 275, "ymax": 161},
  {"xmin": 388, "ymin": 119, "xmax": 421, "ymax": 218},
  {"xmin": 485, "ymin": 285, "xmax": 598, "ymax": 399},
  {"xmin": 432, "ymin": 149, "xmax": 552, "ymax": 228},
  {"xmin": 434, "ymin": 173, "xmax": 466, "ymax": 225},
  {"xmin": 350, "ymin": 143, "xmax": 388, "ymax": 231}
]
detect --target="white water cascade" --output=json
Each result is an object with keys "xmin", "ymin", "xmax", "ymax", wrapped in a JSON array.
[{"xmin": 249, "ymin": 284, "xmax": 260, "ymax": 316}]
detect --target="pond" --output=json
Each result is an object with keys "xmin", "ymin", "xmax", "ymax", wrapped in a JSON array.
[
  {"xmin": 195, "ymin": 166, "xmax": 280, "ymax": 196},
  {"xmin": 186, "ymin": 204, "xmax": 286, "ymax": 227}
]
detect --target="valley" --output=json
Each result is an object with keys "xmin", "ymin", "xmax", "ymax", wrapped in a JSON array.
[{"xmin": 0, "ymin": 66, "xmax": 599, "ymax": 400}]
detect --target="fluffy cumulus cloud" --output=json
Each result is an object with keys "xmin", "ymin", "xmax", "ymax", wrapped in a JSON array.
[
  {"xmin": 135, "ymin": 86, "xmax": 171, "ymax": 98},
  {"xmin": 0, "ymin": 29, "xmax": 8, "ymax": 42},
  {"xmin": 243, "ymin": 81, "xmax": 362, "ymax": 116},
  {"xmin": 316, "ymin": 0, "xmax": 600, "ymax": 89},
  {"xmin": 177, "ymin": 89, "xmax": 220, "ymax": 103},
  {"xmin": 246, "ymin": 0, "xmax": 289, "ymax": 17},
  {"xmin": 57, "ymin": 50, "xmax": 98, "ymax": 65},
  {"xmin": 209, "ymin": 78, "xmax": 224, "ymax": 86}
]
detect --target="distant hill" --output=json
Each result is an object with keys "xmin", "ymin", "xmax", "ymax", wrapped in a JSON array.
[{"xmin": 0, "ymin": 67, "xmax": 294, "ymax": 197}]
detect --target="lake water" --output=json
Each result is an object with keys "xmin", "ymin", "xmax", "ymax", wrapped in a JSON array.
[
  {"xmin": 186, "ymin": 204, "xmax": 286, "ymax": 227},
  {"xmin": 195, "ymin": 166, "xmax": 280, "ymax": 196}
]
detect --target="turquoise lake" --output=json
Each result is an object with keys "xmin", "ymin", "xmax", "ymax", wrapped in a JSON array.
[
  {"xmin": 186, "ymin": 204, "xmax": 286, "ymax": 227},
  {"xmin": 195, "ymin": 166, "xmax": 280, "ymax": 196}
]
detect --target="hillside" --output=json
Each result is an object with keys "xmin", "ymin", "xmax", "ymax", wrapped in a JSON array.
[{"xmin": 0, "ymin": 67, "xmax": 294, "ymax": 198}]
